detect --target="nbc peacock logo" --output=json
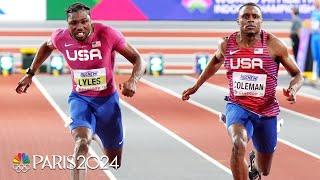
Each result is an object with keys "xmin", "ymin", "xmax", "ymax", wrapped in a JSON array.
[
  {"xmin": 182, "ymin": 0, "xmax": 213, "ymax": 13},
  {"xmin": 12, "ymin": 153, "xmax": 31, "ymax": 173}
]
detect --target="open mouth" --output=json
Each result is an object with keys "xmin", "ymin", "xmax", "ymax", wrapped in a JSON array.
[{"xmin": 75, "ymin": 32, "xmax": 85, "ymax": 38}]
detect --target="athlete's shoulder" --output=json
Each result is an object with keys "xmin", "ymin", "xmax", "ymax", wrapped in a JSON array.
[
  {"xmin": 228, "ymin": 31, "xmax": 238, "ymax": 38},
  {"xmin": 50, "ymin": 28, "xmax": 68, "ymax": 49},
  {"xmin": 220, "ymin": 36, "xmax": 228, "ymax": 48},
  {"xmin": 221, "ymin": 31, "xmax": 237, "ymax": 50},
  {"xmin": 52, "ymin": 28, "xmax": 67, "ymax": 37},
  {"xmin": 224, "ymin": 31, "xmax": 238, "ymax": 44},
  {"xmin": 222, "ymin": 31, "xmax": 237, "ymax": 43},
  {"xmin": 215, "ymin": 36, "xmax": 229, "ymax": 57},
  {"xmin": 93, "ymin": 22, "xmax": 107, "ymax": 30},
  {"xmin": 93, "ymin": 23, "xmax": 118, "ymax": 33},
  {"xmin": 265, "ymin": 30, "xmax": 288, "ymax": 57},
  {"xmin": 94, "ymin": 23, "xmax": 123, "ymax": 40},
  {"xmin": 265, "ymin": 31, "xmax": 285, "ymax": 48},
  {"xmin": 92, "ymin": 23, "xmax": 125, "ymax": 50}
]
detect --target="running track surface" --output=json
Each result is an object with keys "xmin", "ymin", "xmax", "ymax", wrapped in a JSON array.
[
  {"xmin": 2, "ymin": 74, "xmax": 320, "ymax": 180},
  {"xmin": 1, "ymin": 75, "xmax": 108, "ymax": 180}
]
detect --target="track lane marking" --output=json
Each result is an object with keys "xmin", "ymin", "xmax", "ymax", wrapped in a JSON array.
[{"xmin": 33, "ymin": 77, "xmax": 117, "ymax": 180}]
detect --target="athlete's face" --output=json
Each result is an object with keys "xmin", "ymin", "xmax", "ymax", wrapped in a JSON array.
[
  {"xmin": 67, "ymin": 10, "xmax": 92, "ymax": 41},
  {"xmin": 237, "ymin": 6, "xmax": 262, "ymax": 36}
]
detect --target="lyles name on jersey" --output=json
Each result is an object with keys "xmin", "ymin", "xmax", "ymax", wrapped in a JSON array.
[{"xmin": 230, "ymin": 57, "xmax": 263, "ymax": 69}]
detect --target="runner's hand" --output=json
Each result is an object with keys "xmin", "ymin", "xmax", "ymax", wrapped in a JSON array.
[
  {"xmin": 16, "ymin": 75, "xmax": 33, "ymax": 94},
  {"xmin": 119, "ymin": 79, "xmax": 136, "ymax": 97},
  {"xmin": 283, "ymin": 88, "xmax": 296, "ymax": 104},
  {"xmin": 182, "ymin": 86, "xmax": 198, "ymax": 101}
]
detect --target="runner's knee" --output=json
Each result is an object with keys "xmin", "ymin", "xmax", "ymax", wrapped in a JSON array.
[{"xmin": 231, "ymin": 135, "xmax": 247, "ymax": 157}]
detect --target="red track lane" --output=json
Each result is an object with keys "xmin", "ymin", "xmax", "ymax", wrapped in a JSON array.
[
  {"xmin": 1, "ymin": 75, "xmax": 107, "ymax": 180},
  {"xmin": 199, "ymin": 74, "xmax": 320, "ymax": 120},
  {"xmin": 0, "ymin": 31, "xmax": 290, "ymax": 38},
  {"xmin": 116, "ymin": 75, "xmax": 320, "ymax": 180}
]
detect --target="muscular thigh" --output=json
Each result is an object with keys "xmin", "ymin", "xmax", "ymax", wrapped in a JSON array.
[
  {"xmin": 251, "ymin": 116, "xmax": 277, "ymax": 153},
  {"xmin": 68, "ymin": 92, "xmax": 96, "ymax": 131},
  {"xmin": 93, "ymin": 92, "xmax": 124, "ymax": 149},
  {"xmin": 226, "ymin": 103, "xmax": 254, "ymax": 139}
]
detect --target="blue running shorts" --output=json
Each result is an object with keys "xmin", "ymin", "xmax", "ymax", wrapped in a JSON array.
[
  {"xmin": 68, "ymin": 91, "xmax": 123, "ymax": 149},
  {"xmin": 225, "ymin": 103, "xmax": 277, "ymax": 153}
]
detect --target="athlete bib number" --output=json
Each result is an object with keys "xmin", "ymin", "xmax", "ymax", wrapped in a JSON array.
[
  {"xmin": 73, "ymin": 68, "xmax": 107, "ymax": 92},
  {"xmin": 232, "ymin": 72, "xmax": 267, "ymax": 97}
]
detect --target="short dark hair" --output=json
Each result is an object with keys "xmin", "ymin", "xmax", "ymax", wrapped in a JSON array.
[
  {"xmin": 65, "ymin": 2, "xmax": 90, "ymax": 15},
  {"xmin": 238, "ymin": 2, "xmax": 261, "ymax": 12}
]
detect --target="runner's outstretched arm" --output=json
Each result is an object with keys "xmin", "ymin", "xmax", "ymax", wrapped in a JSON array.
[
  {"xmin": 182, "ymin": 38, "xmax": 227, "ymax": 101},
  {"xmin": 118, "ymin": 42, "xmax": 146, "ymax": 97},
  {"xmin": 28, "ymin": 40, "xmax": 55, "ymax": 74},
  {"xmin": 16, "ymin": 40, "xmax": 55, "ymax": 94},
  {"xmin": 268, "ymin": 34, "xmax": 304, "ymax": 103}
]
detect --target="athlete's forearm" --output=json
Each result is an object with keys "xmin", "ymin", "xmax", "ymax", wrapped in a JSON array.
[
  {"xmin": 29, "ymin": 42, "xmax": 54, "ymax": 73},
  {"xmin": 288, "ymin": 72, "xmax": 304, "ymax": 94},
  {"xmin": 129, "ymin": 55, "xmax": 146, "ymax": 83},
  {"xmin": 194, "ymin": 56, "xmax": 224, "ymax": 89}
]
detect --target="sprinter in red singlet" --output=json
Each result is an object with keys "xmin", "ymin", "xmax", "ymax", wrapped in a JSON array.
[{"xmin": 182, "ymin": 2, "xmax": 304, "ymax": 180}]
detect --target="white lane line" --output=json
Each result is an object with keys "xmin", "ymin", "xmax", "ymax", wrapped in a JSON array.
[
  {"xmin": 33, "ymin": 77, "xmax": 117, "ymax": 180},
  {"xmin": 119, "ymin": 99, "xmax": 232, "ymax": 175},
  {"xmin": 277, "ymin": 139, "xmax": 320, "ymax": 160},
  {"xmin": 140, "ymin": 78, "xmax": 220, "ymax": 115},
  {"xmin": 182, "ymin": 76, "xmax": 320, "ymax": 160},
  {"xmin": 183, "ymin": 76, "xmax": 320, "ymax": 124}
]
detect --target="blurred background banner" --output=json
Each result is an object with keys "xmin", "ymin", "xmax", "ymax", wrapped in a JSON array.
[
  {"xmin": 45, "ymin": 0, "xmax": 314, "ymax": 21},
  {"xmin": 47, "ymin": 0, "xmax": 100, "ymax": 20},
  {"xmin": 0, "ymin": 0, "xmax": 46, "ymax": 21}
]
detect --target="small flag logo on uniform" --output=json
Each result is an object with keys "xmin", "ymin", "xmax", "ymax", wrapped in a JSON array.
[
  {"xmin": 92, "ymin": 41, "xmax": 101, "ymax": 48},
  {"xmin": 254, "ymin": 48, "xmax": 263, "ymax": 54}
]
